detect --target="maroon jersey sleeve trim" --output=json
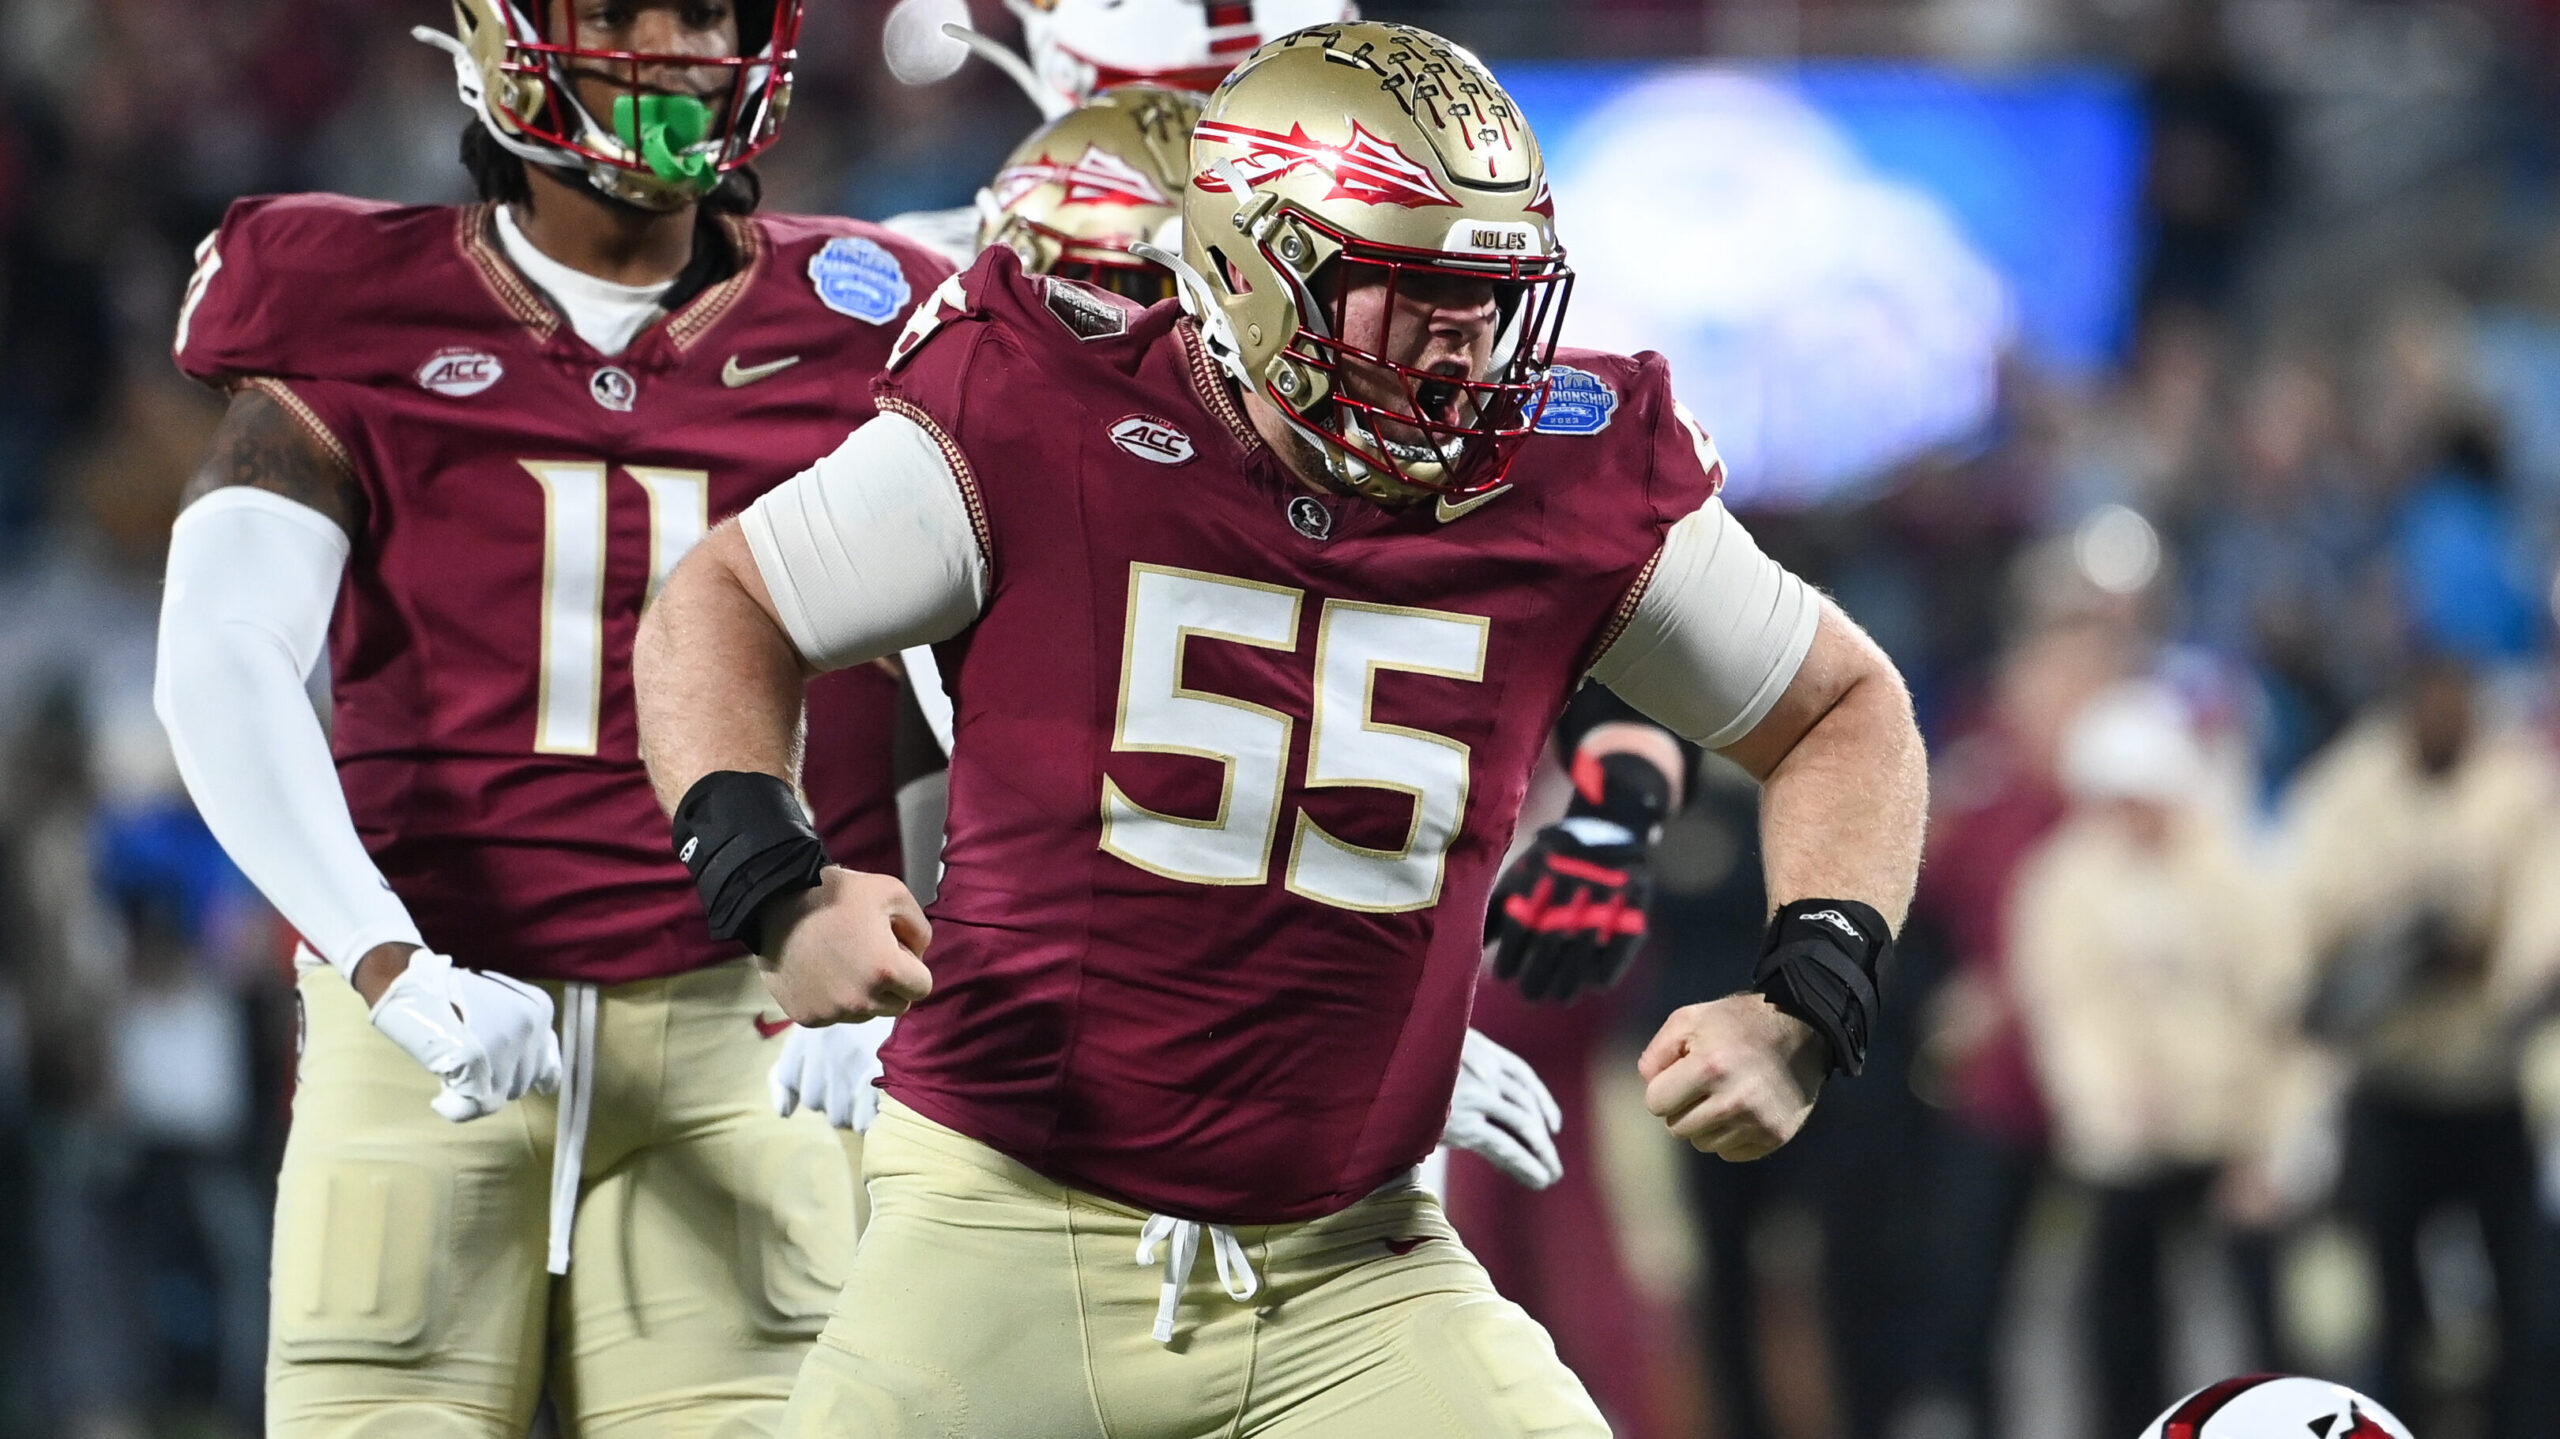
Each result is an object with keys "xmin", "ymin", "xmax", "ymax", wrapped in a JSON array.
[
  {"xmin": 665, "ymin": 213, "xmax": 767, "ymax": 352},
  {"xmin": 1582, "ymin": 542, "xmax": 1664, "ymax": 677},
  {"xmin": 876, "ymin": 396, "xmax": 994, "ymax": 574},
  {"xmin": 244, "ymin": 377, "xmax": 358, "ymax": 480},
  {"xmin": 456, "ymin": 204, "xmax": 562, "ymax": 341},
  {"xmin": 1178, "ymin": 321, "xmax": 1263, "ymax": 453}
]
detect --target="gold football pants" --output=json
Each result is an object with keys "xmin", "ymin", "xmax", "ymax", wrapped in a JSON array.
[
  {"xmin": 267, "ymin": 961, "xmax": 860, "ymax": 1439},
  {"xmin": 780, "ymin": 1098, "xmax": 1610, "ymax": 1438}
]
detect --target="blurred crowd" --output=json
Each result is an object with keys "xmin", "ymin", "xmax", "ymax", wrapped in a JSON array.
[{"xmin": 3, "ymin": 0, "xmax": 2560, "ymax": 1436}]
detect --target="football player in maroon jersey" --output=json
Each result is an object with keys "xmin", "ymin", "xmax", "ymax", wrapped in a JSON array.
[
  {"xmin": 637, "ymin": 21, "xmax": 1926, "ymax": 1439},
  {"xmin": 912, "ymin": 0, "xmax": 1700, "ymax": 1014},
  {"xmin": 891, "ymin": 82, "xmax": 1571, "ymax": 1192},
  {"xmin": 152, "ymin": 2, "xmax": 951, "ymax": 1432}
]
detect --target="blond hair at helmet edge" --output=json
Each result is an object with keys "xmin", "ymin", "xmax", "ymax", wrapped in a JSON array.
[{"xmin": 1172, "ymin": 22, "xmax": 1569, "ymax": 504}]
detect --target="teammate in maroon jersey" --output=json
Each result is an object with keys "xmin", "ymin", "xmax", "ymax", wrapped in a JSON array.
[
  {"xmin": 638, "ymin": 21, "xmax": 1925, "ymax": 1438},
  {"xmin": 152, "ymin": 2, "xmax": 949, "ymax": 1432}
]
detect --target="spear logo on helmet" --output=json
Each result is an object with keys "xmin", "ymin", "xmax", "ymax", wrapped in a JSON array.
[
  {"xmin": 1193, "ymin": 120, "xmax": 1459, "ymax": 209},
  {"xmin": 993, "ymin": 146, "xmax": 1175, "ymax": 211}
]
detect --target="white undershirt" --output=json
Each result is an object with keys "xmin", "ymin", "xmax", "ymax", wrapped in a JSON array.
[
  {"xmin": 493, "ymin": 204, "xmax": 674, "ymax": 358},
  {"xmin": 742, "ymin": 413, "xmax": 1819, "ymax": 751}
]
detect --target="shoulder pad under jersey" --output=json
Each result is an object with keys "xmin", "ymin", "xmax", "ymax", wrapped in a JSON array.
[{"xmin": 174, "ymin": 193, "xmax": 458, "ymax": 388}]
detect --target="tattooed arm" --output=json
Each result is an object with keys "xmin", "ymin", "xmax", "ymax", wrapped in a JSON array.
[{"xmin": 179, "ymin": 384, "xmax": 366, "ymax": 535}]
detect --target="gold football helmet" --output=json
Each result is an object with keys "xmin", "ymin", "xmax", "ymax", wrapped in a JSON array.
[
  {"xmin": 977, "ymin": 86, "xmax": 1205, "ymax": 304},
  {"xmin": 1166, "ymin": 22, "xmax": 1571, "ymax": 503},
  {"xmin": 415, "ymin": 0, "xmax": 799, "ymax": 212}
]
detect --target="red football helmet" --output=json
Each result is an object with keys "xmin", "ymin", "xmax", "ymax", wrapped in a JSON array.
[
  {"xmin": 2140, "ymin": 1376, "xmax": 2414, "ymax": 1439},
  {"xmin": 418, "ymin": 0, "xmax": 801, "ymax": 211},
  {"xmin": 1009, "ymin": 0, "xmax": 1356, "ymax": 104}
]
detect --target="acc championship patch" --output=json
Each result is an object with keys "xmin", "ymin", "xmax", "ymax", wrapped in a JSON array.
[
  {"xmin": 809, "ymin": 237, "xmax": 911, "ymax": 325},
  {"xmin": 1043, "ymin": 277, "xmax": 1130, "ymax": 342},
  {"xmin": 1532, "ymin": 365, "xmax": 1618, "ymax": 435}
]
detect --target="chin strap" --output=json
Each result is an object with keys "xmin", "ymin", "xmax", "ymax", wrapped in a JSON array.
[
  {"xmin": 413, "ymin": 26, "xmax": 584, "ymax": 173},
  {"xmin": 1132, "ymin": 238, "xmax": 1252, "ymax": 389}
]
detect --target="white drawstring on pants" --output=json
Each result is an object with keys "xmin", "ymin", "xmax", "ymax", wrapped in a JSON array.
[
  {"xmin": 1135, "ymin": 1213, "xmax": 1259, "ymax": 1344},
  {"xmin": 545, "ymin": 981, "xmax": 599, "ymax": 1275}
]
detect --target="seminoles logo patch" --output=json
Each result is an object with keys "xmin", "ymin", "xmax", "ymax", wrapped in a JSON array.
[
  {"xmin": 809, "ymin": 236, "xmax": 911, "ymax": 325},
  {"xmin": 1287, "ymin": 495, "xmax": 1333, "ymax": 541},
  {"xmin": 993, "ymin": 144, "xmax": 1172, "ymax": 212},
  {"xmin": 1194, "ymin": 119, "xmax": 1458, "ymax": 209},
  {"xmin": 416, "ymin": 347, "xmax": 503, "ymax": 398},
  {"xmin": 1531, "ymin": 365, "xmax": 1618, "ymax": 435},
  {"xmin": 1109, "ymin": 414, "xmax": 1194, "ymax": 465},
  {"xmin": 590, "ymin": 366, "xmax": 637, "ymax": 412}
]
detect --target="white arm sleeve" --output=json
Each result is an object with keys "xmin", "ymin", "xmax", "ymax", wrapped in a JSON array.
[
  {"xmin": 740, "ymin": 412, "xmax": 987, "ymax": 671},
  {"xmin": 154, "ymin": 487, "xmax": 425, "ymax": 977},
  {"xmin": 1588, "ymin": 498, "xmax": 1821, "ymax": 750}
]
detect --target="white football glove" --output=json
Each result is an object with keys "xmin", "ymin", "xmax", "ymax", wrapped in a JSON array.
[
  {"xmin": 366, "ymin": 949, "xmax": 563, "ymax": 1123},
  {"xmin": 770, "ymin": 1017, "xmax": 895, "ymax": 1132},
  {"xmin": 1441, "ymin": 1028, "xmax": 1565, "ymax": 1190}
]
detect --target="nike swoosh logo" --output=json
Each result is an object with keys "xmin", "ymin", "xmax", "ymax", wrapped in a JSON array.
[
  {"xmin": 753, "ymin": 1014, "xmax": 793, "ymax": 1039},
  {"xmin": 1434, "ymin": 485, "xmax": 1513, "ymax": 524},
  {"xmin": 723, "ymin": 354, "xmax": 802, "ymax": 387},
  {"xmin": 1383, "ymin": 1237, "xmax": 1437, "ymax": 1256}
]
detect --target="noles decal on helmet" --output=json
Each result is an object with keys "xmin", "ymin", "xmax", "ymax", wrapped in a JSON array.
[
  {"xmin": 1193, "ymin": 120, "xmax": 1460, "ymax": 209},
  {"xmin": 2140, "ymin": 1375, "xmax": 2412, "ymax": 1439}
]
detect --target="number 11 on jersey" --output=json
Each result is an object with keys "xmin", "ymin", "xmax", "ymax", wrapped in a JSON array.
[
  {"xmin": 1101, "ymin": 563, "xmax": 1490, "ymax": 915},
  {"xmin": 522, "ymin": 461, "xmax": 709, "ymax": 756}
]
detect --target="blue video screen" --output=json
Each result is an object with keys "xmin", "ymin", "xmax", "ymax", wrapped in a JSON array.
[{"xmin": 1501, "ymin": 62, "xmax": 2146, "ymax": 506}]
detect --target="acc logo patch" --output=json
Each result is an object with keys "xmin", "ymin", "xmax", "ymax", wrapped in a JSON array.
[
  {"xmin": 416, "ymin": 347, "xmax": 503, "ymax": 398},
  {"xmin": 1532, "ymin": 365, "xmax": 1617, "ymax": 435},
  {"xmin": 1109, "ymin": 414, "xmax": 1194, "ymax": 465},
  {"xmin": 809, "ymin": 236, "xmax": 911, "ymax": 325},
  {"xmin": 1044, "ymin": 278, "xmax": 1131, "ymax": 342}
]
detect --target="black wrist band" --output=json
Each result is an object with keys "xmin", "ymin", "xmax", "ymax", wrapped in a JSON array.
[
  {"xmin": 1567, "ymin": 749, "xmax": 1674, "ymax": 837},
  {"xmin": 1749, "ymin": 898, "xmax": 1891, "ymax": 1077},
  {"xmin": 672, "ymin": 771, "xmax": 829, "ymax": 950}
]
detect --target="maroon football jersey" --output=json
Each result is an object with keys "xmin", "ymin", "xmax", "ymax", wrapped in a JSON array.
[
  {"xmin": 874, "ymin": 251, "xmax": 1721, "ymax": 1223},
  {"xmin": 175, "ymin": 193, "xmax": 951, "ymax": 985}
]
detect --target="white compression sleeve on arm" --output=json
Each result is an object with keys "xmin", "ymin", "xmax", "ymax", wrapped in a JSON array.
[
  {"xmin": 1588, "ymin": 498, "xmax": 1821, "ymax": 749},
  {"xmin": 156, "ymin": 487, "xmax": 425, "ymax": 976},
  {"xmin": 741, "ymin": 411, "xmax": 988, "ymax": 671}
]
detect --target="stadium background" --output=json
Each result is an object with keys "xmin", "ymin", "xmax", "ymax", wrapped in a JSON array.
[{"xmin": 0, "ymin": 0, "xmax": 2555, "ymax": 1435}]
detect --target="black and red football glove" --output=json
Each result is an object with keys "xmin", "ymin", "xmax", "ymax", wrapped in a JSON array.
[{"xmin": 1487, "ymin": 750, "xmax": 1673, "ymax": 1003}]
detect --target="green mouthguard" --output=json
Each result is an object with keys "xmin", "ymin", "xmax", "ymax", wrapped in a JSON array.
[{"xmin": 611, "ymin": 93, "xmax": 716, "ymax": 189}]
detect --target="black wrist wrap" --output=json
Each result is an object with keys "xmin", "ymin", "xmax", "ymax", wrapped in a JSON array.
[
  {"xmin": 1750, "ymin": 898, "xmax": 1891, "ymax": 1077},
  {"xmin": 672, "ymin": 771, "xmax": 829, "ymax": 949},
  {"xmin": 1568, "ymin": 750, "xmax": 1675, "ymax": 837}
]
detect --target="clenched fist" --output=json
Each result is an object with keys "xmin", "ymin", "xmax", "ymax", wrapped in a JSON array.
[
  {"xmin": 757, "ymin": 867, "xmax": 933, "ymax": 1026},
  {"xmin": 1638, "ymin": 993, "xmax": 1828, "ymax": 1160}
]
